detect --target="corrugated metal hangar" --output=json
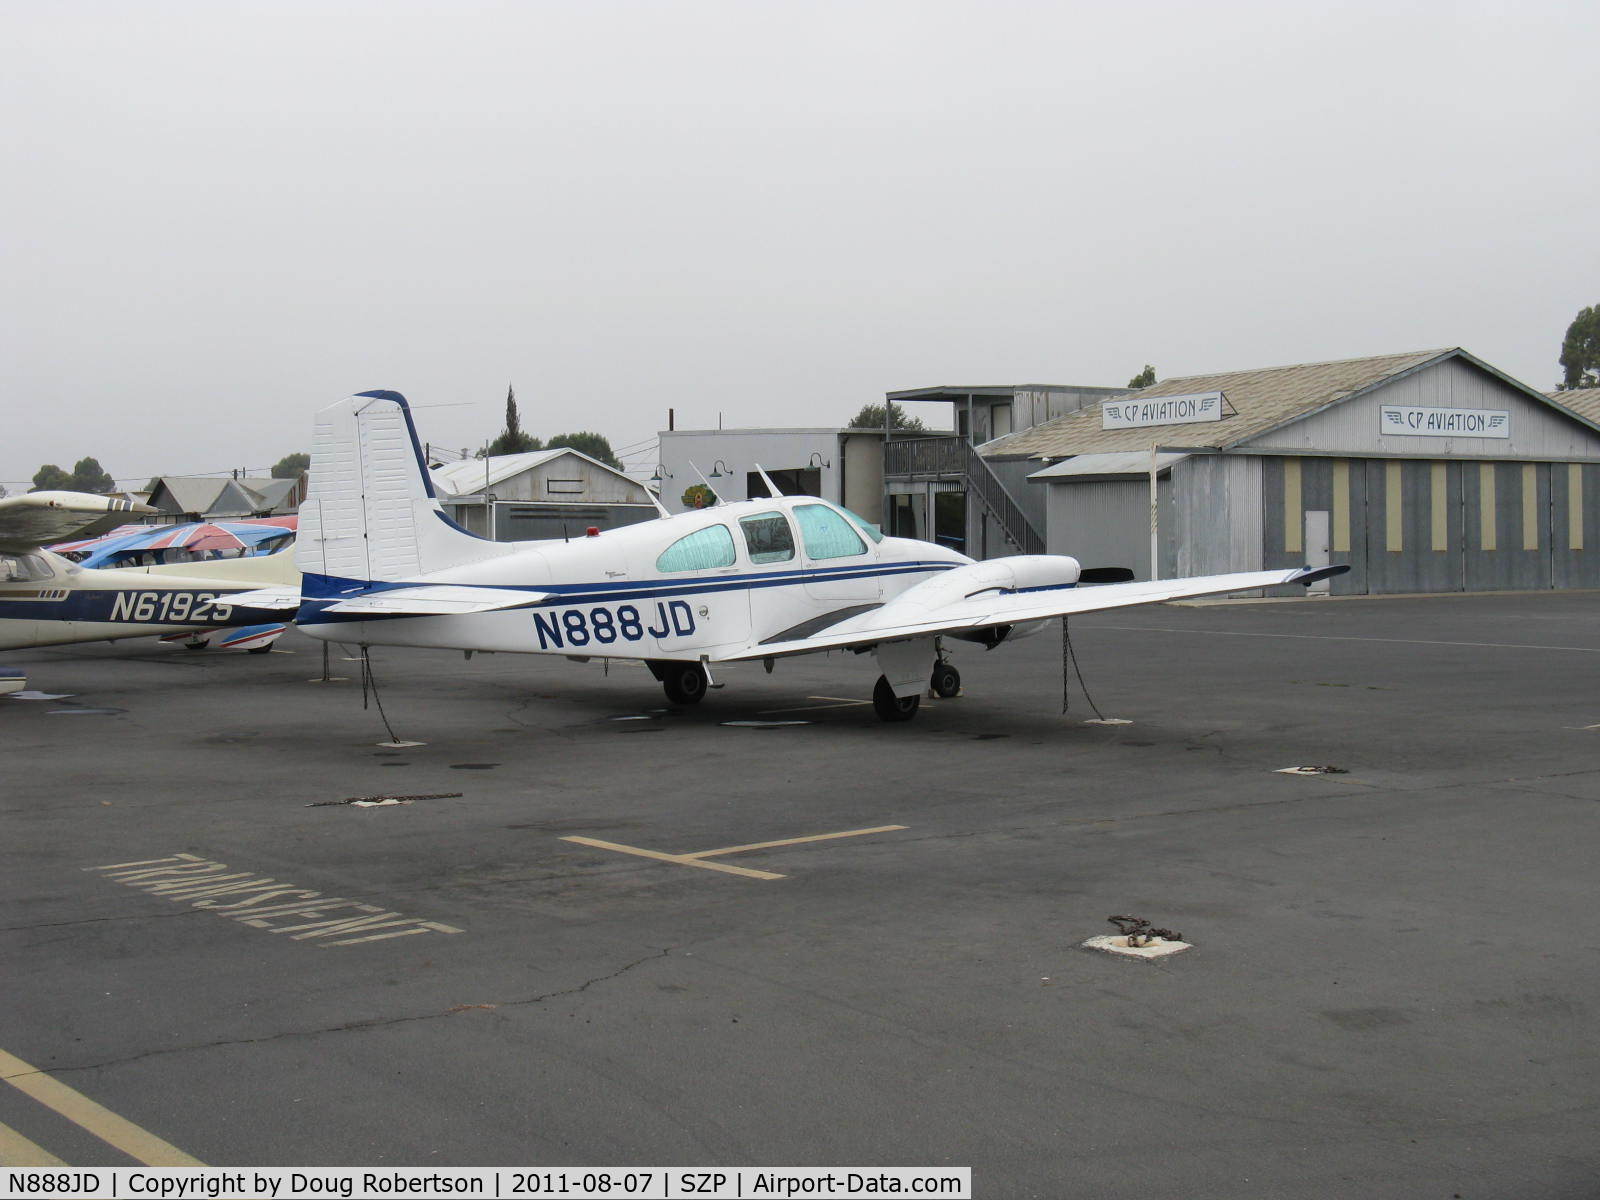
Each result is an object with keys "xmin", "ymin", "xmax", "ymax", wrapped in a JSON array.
[{"xmin": 975, "ymin": 348, "xmax": 1600, "ymax": 594}]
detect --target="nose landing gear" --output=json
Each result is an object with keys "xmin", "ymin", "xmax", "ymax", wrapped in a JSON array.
[{"xmin": 648, "ymin": 660, "xmax": 709, "ymax": 705}]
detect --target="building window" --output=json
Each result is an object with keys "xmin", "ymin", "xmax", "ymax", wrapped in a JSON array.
[
  {"xmin": 739, "ymin": 511, "xmax": 795, "ymax": 564},
  {"xmin": 745, "ymin": 468, "xmax": 821, "ymax": 500},
  {"xmin": 546, "ymin": 478, "xmax": 584, "ymax": 495},
  {"xmin": 795, "ymin": 504, "xmax": 866, "ymax": 560},
  {"xmin": 656, "ymin": 525, "xmax": 736, "ymax": 572}
]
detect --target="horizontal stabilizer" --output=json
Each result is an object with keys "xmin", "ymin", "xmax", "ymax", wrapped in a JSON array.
[
  {"xmin": 200, "ymin": 586, "xmax": 303, "ymax": 613},
  {"xmin": 321, "ymin": 585, "xmax": 547, "ymax": 616}
]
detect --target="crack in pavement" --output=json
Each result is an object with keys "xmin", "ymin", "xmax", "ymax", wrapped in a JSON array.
[{"xmin": 12, "ymin": 948, "xmax": 674, "ymax": 1080}]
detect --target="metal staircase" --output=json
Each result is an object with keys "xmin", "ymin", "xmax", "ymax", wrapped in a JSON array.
[{"xmin": 884, "ymin": 436, "xmax": 1044, "ymax": 556}]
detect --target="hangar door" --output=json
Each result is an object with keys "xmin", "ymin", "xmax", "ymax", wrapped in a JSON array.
[
  {"xmin": 1551, "ymin": 463, "xmax": 1600, "ymax": 589},
  {"xmin": 1262, "ymin": 457, "xmax": 1371, "ymax": 595},
  {"xmin": 1461, "ymin": 463, "xmax": 1551, "ymax": 591},
  {"xmin": 1362, "ymin": 460, "xmax": 1466, "ymax": 594},
  {"xmin": 1264, "ymin": 457, "xmax": 1600, "ymax": 594}
]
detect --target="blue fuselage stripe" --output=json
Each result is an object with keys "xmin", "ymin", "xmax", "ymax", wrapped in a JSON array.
[
  {"xmin": 297, "ymin": 561, "xmax": 957, "ymax": 624},
  {"xmin": 0, "ymin": 588, "xmax": 260, "ymax": 625}
]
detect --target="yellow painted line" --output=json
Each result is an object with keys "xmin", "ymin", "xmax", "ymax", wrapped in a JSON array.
[
  {"xmin": 0, "ymin": 1047, "xmax": 205, "ymax": 1166},
  {"xmin": 686, "ymin": 825, "xmax": 909, "ymax": 860},
  {"xmin": 0, "ymin": 1119, "xmax": 65, "ymax": 1167},
  {"xmin": 561, "ymin": 837, "xmax": 786, "ymax": 880}
]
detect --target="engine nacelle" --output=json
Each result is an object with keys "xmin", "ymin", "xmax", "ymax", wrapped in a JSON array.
[{"xmin": 879, "ymin": 556, "xmax": 1081, "ymax": 648}]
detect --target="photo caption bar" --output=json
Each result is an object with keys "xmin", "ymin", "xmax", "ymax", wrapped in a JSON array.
[{"xmin": 3, "ymin": 1167, "xmax": 972, "ymax": 1199}]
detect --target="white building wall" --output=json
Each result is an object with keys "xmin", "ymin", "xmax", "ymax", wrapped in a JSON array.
[
  {"xmin": 1043, "ymin": 478, "xmax": 1167, "ymax": 579},
  {"xmin": 491, "ymin": 458, "xmax": 648, "ymax": 503},
  {"xmin": 658, "ymin": 429, "xmax": 844, "ymax": 512}
]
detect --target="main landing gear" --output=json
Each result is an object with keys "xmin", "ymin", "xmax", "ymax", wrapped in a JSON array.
[
  {"xmin": 648, "ymin": 660, "xmax": 708, "ymax": 705},
  {"xmin": 873, "ymin": 658, "xmax": 961, "ymax": 722},
  {"xmin": 873, "ymin": 675, "xmax": 920, "ymax": 722},
  {"xmin": 930, "ymin": 661, "xmax": 961, "ymax": 699}
]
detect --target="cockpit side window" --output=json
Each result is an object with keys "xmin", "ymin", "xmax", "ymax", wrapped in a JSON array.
[
  {"xmin": 739, "ymin": 512, "xmax": 795, "ymax": 564},
  {"xmin": 655, "ymin": 524, "xmax": 736, "ymax": 572},
  {"xmin": 794, "ymin": 504, "xmax": 867, "ymax": 560},
  {"xmin": 0, "ymin": 553, "xmax": 54, "ymax": 583}
]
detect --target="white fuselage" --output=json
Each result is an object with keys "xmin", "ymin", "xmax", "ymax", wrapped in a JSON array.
[{"xmin": 297, "ymin": 497, "xmax": 971, "ymax": 662}]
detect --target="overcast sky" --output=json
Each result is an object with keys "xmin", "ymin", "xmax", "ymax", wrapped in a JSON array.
[{"xmin": 3, "ymin": 0, "xmax": 1596, "ymax": 488}]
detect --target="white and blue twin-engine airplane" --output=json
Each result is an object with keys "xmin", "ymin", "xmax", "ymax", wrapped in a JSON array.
[{"xmin": 223, "ymin": 391, "xmax": 1346, "ymax": 721}]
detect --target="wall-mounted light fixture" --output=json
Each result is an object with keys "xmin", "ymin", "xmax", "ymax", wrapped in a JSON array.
[
  {"xmin": 808, "ymin": 451, "xmax": 831, "ymax": 469},
  {"xmin": 649, "ymin": 463, "xmax": 673, "ymax": 483},
  {"xmin": 709, "ymin": 459, "xmax": 731, "ymax": 479}
]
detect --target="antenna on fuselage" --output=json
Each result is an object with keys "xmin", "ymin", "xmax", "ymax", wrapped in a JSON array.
[
  {"xmin": 752, "ymin": 463, "xmax": 783, "ymax": 499},
  {"xmin": 688, "ymin": 461, "xmax": 725, "ymax": 505},
  {"xmin": 644, "ymin": 487, "xmax": 671, "ymax": 519}
]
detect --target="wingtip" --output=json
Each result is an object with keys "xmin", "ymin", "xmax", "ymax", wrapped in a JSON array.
[{"xmin": 1295, "ymin": 564, "xmax": 1351, "ymax": 586}]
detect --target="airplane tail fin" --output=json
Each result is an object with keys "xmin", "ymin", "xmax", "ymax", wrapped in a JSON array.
[{"xmin": 297, "ymin": 390, "xmax": 505, "ymax": 588}]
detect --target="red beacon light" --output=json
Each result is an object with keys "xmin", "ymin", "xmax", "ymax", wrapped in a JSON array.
[{"xmin": 585, "ymin": 526, "xmax": 600, "ymax": 537}]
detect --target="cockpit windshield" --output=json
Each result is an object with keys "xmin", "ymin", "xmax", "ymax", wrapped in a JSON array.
[{"xmin": 838, "ymin": 506, "xmax": 884, "ymax": 544}]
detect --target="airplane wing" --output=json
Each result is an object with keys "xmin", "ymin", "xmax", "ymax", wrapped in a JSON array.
[
  {"xmin": 0, "ymin": 492, "xmax": 156, "ymax": 553},
  {"xmin": 725, "ymin": 565, "xmax": 1348, "ymax": 661}
]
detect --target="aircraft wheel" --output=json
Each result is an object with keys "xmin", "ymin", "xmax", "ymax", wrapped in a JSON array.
[
  {"xmin": 661, "ymin": 662, "xmax": 709, "ymax": 705},
  {"xmin": 930, "ymin": 662, "xmax": 961, "ymax": 698},
  {"xmin": 873, "ymin": 675, "xmax": 920, "ymax": 722},
  {"xmin": 247, "ymin": 645, "xmax": 274, "ymax": 655},
  {"xmin": 184, "ymin": 639, "xmax": 211, "ymax": 651}
]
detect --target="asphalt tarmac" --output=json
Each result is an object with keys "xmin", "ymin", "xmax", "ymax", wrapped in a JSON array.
[{"xmin": 4, "ymin": 592, "xmax": 1599, "ymax": 1198}]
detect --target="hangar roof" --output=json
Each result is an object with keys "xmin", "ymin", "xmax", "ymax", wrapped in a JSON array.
[
  {"xmin": 1546, "ymin": 387, "xmax": 1600, "ymax": 424},
  {"xmin": 980, "ymin": 347, "xmax": 1550, "ymax": 460},
  {"xmin": 430, "ymin": 447, "xmax": 644, "ymax": 498}
]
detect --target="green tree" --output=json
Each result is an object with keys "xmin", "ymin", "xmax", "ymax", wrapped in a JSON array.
[
  {"xmin": 30, "ymin": 464, "xmax": 73, "ymax": 492},
  {"xmin": 271, "ymin": 452, "xmax": 310, "ymax": 478},
  {"xmin": 1127, "ymin": 364, "xmax": 1156, "ymax": 388},
  {"xmin": 847, "ymin": 402, "xmax": 926, "ymax": 431},
  {"xmin": 487, "ymin": 384, "xmax": 540, "ymax": 456},
  {"xmin": 1558, "ymin": 305, "xmax": 1600, "ymax": 390},
  {"xmin": 545, "ymin": 431, "xmax": 620, "ymax": 469},
  {"xmin": 681, "ymin": 483, "xmax": 716, "ymax": 509},
  {"xmin": 70, "ymin": 457, "xmax": 116, "ymax": 493}
]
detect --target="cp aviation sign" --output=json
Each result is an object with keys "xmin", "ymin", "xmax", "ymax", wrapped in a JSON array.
[
  {"xmin": 1380, "ymin": 406, "xmax": 1510, "ymax": 438},
  {"xmin": 1101, "ymin": 391, "xmax": 1224, "ymax": 430}
]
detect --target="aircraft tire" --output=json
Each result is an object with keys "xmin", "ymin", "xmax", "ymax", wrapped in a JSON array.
[
  {"xmin": 662, "ymin": 662, "xmax": 709, "ymax": 705},
  {"xmin": 247, "ymin": 645, "xmax": 274, "ymax": 655},
  {"xmin": 873, "ymin": 675, "xmax": 920, "ymax": 722},
  {"xmin": 930, "ymin": 662, "xmax": 961, "ymax": 698}
]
